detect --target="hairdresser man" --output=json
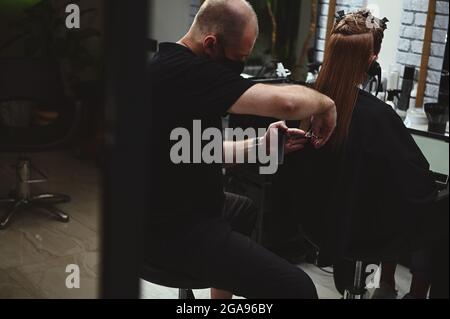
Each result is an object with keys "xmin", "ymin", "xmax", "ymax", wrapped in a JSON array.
[{"xmin": 146, "ymin": 0, "xmax": 336, "ymax": 299}]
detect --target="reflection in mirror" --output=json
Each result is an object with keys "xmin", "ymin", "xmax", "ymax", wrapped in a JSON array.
[{"xmin": 246, "ymin": 0, "xmax": 319, "ymax": 82}]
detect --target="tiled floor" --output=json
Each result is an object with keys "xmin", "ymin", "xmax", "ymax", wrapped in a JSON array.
[
  {"xmin": 0, "ymin": 151, "xmax": 100, "ymax": 299},
  {"xmin": 0, "ymin": 151, "xmax": 415, "ymax": 299},
  {"xmin": 140, "ymin": 263, "xmax": 414, "ymax": 300}
]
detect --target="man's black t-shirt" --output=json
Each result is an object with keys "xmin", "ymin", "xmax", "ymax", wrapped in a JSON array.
[{"xmin": 147, "ymin": 42, "xmax": 255, "ymax": 223}]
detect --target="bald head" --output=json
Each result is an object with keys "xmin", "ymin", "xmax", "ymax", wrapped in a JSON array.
[
  {"xmin": 179, "ymin": 0, "xmax": 259, "ymax": 69},
  {"xmin": 192, "ymin": 0, "xmax": 258, "ymax": 46}
]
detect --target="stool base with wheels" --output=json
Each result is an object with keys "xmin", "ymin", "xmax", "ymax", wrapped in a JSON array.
[{"xmin": 0, "ymin": 158, "xmax": 71, "ymax": 229}]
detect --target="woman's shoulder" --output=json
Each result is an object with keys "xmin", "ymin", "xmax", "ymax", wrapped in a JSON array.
[
  {"xmin": 349, "ymin": 89, "xmax": 409, "ymax": 148},
  {"xmin": 355, "ymin": 89, "xmax": 399, "ymax": 120},
  {"xmin": 352, "ymin": 89, "xmax": 407, "ymax": 132}
]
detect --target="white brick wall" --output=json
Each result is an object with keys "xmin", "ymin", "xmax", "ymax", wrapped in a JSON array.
[
  {"xmin": 396, "ymin": 0, "xmax": 449, "ymax": 105},
  {"xmin": 431, "ymin": 42, "xmax": 447, "ymax": 56},
  {"xmin": 403, "ymin": 0, "xmax": 430, "ymax": 12},
  {"xmin": 402, "ymin": 11, "xmax": 415, "ymax": 24},
  {"xmin": 399, "ymin": 38, "xmax": 412, "ymax": 51},
  {"xmin": 401, "ymin": 25, "xmax": 426, "ymax": 39},
  {"xmin": 415, "ymin": 12, "xmax": 428, "ymax": 25},
  {"xmin": 436, "ymin": 0, "xmax": 450, "ymax": 13},
  {"xmin": 315, "ymin": 0, "xmax": 449, "ymax": 105}
]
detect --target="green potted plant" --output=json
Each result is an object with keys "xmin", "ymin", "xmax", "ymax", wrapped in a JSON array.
[
  {"xmin": 1, "ymin": 0, "xmax": 102, "ymax": 97},
  {"xmin": 0, "ymin": 0, "xmax": 104, "ymax": 158}
]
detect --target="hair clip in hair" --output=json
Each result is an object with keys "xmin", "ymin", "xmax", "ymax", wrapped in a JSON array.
[
  {"xmin": 335, "ymin": 10, "xmax": 346, "ymax": 23},
  {"xmin": 362, "ymin": 11, "xmax": 370, "ymax": 18},
  {"xmin": 380, "ymin": 17, "xmax": 389, "ymax": 30}
]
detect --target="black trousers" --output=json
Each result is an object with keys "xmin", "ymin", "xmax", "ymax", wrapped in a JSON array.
[{"xmin": 146, "ymin": 192, "xmax": 318, "ymax": 299}]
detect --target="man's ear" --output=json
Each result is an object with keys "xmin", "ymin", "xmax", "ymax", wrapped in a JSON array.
[{"xmin": 203, "ymin": 35, "xmax": 218, "ymax": 57}]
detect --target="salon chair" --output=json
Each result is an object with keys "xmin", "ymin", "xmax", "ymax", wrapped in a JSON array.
[
  {"xmin": 304, "ymin": 224, "xmax": 394, "ymax": 299},
  {"xmin": 0, "ymin": 59, "xmax": 82, "ymax": 229},
  {"xmin": 140, "ymin": 264, "xmax": 209, "ymax": 299},
  {"xmin": 332, "ymin": 256, "xmax": 384, "ymax": 299},
  {"xmin": 330, "ymin": 186, "xmax": 450, "ymax": 299}
]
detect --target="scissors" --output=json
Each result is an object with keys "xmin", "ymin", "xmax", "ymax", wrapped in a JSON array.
[
  {"xmin": 287, "ymin": 127, "xmax": 321, "ymax": 141},
  {"xmin": 304, "ymin": 129, "xmax": 321, "ymax": 140}
]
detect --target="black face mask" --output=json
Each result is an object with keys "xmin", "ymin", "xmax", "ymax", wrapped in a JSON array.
[
  {"xmin": 213, "ymin": 41, "xmax": 246, "ymax": 75},
  {"xmin": 219, "ymin": 58, "xmax": 246, "ymax": 75}
]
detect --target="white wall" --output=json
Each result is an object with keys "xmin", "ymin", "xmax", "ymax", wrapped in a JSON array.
[
  {"xmin": 148, "ymin": 0, "xmax": 193, "ymax": 43},
  {"xmin": 366, "ymin": 0, "xmax": 403, "ymax": 70}
]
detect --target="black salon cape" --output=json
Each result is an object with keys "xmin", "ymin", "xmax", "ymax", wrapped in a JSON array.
[{"xmin": 274, "ymin": 89, "xmax": 439, "ymax": 262}]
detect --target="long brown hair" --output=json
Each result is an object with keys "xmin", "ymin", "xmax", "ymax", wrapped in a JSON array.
[{"xmin": 315, "ymin": 9, "xmax": 385, "ymax": 149}]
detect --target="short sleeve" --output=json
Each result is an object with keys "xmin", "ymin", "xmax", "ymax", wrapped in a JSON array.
[{"xmin": 179, "ymin": 58, "xmax": 256, "ymax": 117}]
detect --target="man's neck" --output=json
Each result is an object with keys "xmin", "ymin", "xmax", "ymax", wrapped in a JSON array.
[{"xmin": 177, "ymin": 35, "xmax": 203, "ymax": 57}]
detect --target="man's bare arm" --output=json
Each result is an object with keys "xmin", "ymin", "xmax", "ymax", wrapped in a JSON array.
[
  {"xmin": 222, "ymin": 139, "xmax": 252, "ymax": 167},
  {"xmin": 229, "ymin": 84, "xmax": 334, "ymax": 120},
  {"xmin": 228, "ymin": 84, "xmax": 337, "ymax": 148}
]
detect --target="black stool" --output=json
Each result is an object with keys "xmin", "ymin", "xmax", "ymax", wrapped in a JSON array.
[
  {"xmin": 333, "ymin": 255, "xmax": 399, "ymax": 299},
  {"xmin": 140, "ymin": 265, "xmax": 209, "ymax": 299},
  {"xmin": 343, "ymin": 260, "xmax": 368, "ymax": 299}
]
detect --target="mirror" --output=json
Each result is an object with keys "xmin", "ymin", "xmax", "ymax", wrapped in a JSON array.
[
  {"xmin": 246, "ymin": 0, "xmax": 319, "ymax": 82},
  {"xmin": 323, "ymin": 0, "xmax": 449, "ymax": 114}
]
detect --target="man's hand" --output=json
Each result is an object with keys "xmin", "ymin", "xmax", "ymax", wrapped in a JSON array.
[
  {"xmin": 263, "ymin": 121, "xmax": 308, "ymax": 155},
  {"xmin": 310, "ymin": 103, "xmax": 337, "ymax": 149}
]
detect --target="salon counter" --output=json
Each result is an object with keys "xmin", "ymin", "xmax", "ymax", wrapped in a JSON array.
[{"xmin": 407, "ymin": 123, "xmax": 449, "ymax": 142}]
